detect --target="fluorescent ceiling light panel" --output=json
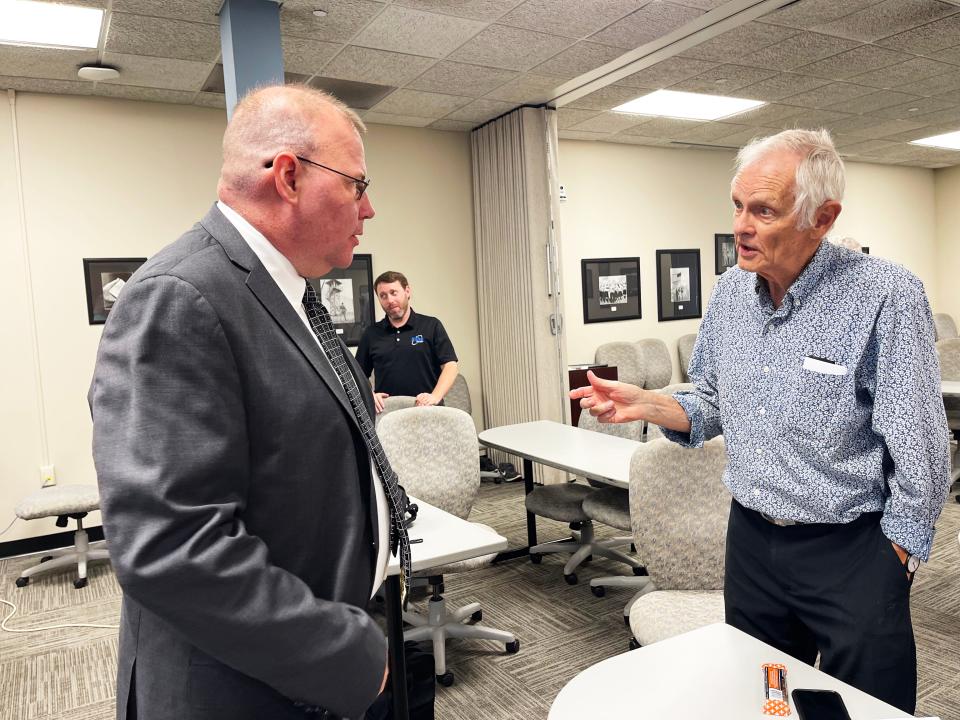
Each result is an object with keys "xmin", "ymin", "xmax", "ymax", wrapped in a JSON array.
[
  {"xmin": 0, "ymin": 0, "xmax": 104, "ymax": 49},
  {"xmin": 613, "ymin": 89, "xmax": 765, "ymax": 121},
  {"xmin": 910, "ymin": 130, "xmax": 960, "ymax": 151}
]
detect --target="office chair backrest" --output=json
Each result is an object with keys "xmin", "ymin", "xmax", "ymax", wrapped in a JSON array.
[
  {"xmin": 635, "ymin": 339, "xmax": 672, "ymax": 389},
  {"xmin": 577, "ymin": 407, "xmax": 643, "ymax": 441},
  {"xmin": 934, "ymin": 313, "xmax": 958, "ymax": 342},
  {"xmin": 677, "ymin": 333, "xmax": 698, "ymax": 383},
  {"xmin": 378, "ymin": 406, "xmax": 480, "ymax": 520},
  {"xmin": 644, "ymin": 383, "xmax": 695, "ymax": 440},
  {"xmin": 629, "ymin": 437, "xmax": 729, "ymax": 591},
  {"xmin": 377, "ymin": 396, "xmax": 417, "ymax": 422},
  {"xmin": 937, "ymin": 338, "xmax": 960, "ymax": 381},
  {"xmin": 595, "ymin": 341, "xmax": 645, "ymax": 388},
  {"xmin": 444, "ymin": 375, "xmax": 472, "ymax": 415}
]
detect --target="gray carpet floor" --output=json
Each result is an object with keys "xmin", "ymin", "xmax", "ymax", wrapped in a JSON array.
[{"xmin": 1, "ymin": 482, "xmax": 958, "ymax": 720}]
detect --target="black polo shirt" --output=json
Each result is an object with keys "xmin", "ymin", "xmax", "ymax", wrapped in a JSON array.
[{"xmin": 356, "ymin": 309, "xmax": 458, "ymax": 397}]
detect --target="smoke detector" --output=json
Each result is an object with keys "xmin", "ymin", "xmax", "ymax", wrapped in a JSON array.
[{"xmin": 77, "ymin": 65, "xmax": 120, "ymax": 81}]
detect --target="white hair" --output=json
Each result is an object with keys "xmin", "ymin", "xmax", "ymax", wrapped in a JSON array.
[
  {"xmin": 733, "ymin": 128, "xmax": 845, "ymax": 230},
  {"xmin": 831, "ymin": 236, "xmax": 862, "ymax": 252}
]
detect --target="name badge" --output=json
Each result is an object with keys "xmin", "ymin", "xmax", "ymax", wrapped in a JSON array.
[
  {"xmin": 411, "ymin": 334, "xmax": 424, "ymax": 346},
  {"xmin": 802, "ymin": 356, "xmax": 847, "ymax": 376}
]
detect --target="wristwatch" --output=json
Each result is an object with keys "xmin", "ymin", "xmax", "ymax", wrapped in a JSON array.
[{"xmin": 892, "ymin": 543, "xmax": 920, "ymax": 573}]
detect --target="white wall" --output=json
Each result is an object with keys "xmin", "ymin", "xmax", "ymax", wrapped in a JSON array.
[
  {"xmin": 557, "ymin": 139, "xmax": 942, "ymax": 381},
  {"xmin": 934, "ymin": 165, "xmax": 960, "ymax": 323},
  {"xmin": 0, "ymin": 93, "xmax": 478, "ymax": 543}
]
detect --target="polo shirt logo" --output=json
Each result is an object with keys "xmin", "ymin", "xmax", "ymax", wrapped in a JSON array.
[{"xmin": 411, "ymin": 335, "xmax": 425, "ymax": 345}]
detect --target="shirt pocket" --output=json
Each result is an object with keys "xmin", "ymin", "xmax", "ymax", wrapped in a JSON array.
[{"xmin": 785, "ymin": 365, "xmax": 848, "ymax": 440}]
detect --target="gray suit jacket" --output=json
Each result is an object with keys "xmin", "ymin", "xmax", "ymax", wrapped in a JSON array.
[{"xmin": 89, "ymin": 205, "xmax": 386, "ymax": 720}]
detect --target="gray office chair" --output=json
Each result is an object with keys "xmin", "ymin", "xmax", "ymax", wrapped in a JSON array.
[
  {"xmin": 377, "ymin": 406, "xmax": 518, "ymax": 687},
  {"xmin": 626, "ymin": 437, "xmax": 729, "ymax": 649},
  {"xmin": 444, "ymin": 374, "xmax": 471, "ymax": 414},
  {"xmin": 934, "ymin": 313, "xmax": 958, "ymax": 341},
  {"xmin": 595, "ymin": 341, "xmax": 645, "ymax": 387},
  {"xmin": 936, "ymin": 338, "xmax": 960, "ymax": 496},
  {"xmin": 677, "ymin": 333, "xmax": 698, "ymax": 383},
  {"xmin": 644, "ymin": 384, "xmax": 694, "ymax": 442},
  {"xmin": 635, "ymin": 338, "xmax": 673, "ymax": 390},
  {"xmin": 376, "ymin": 395, "xmax": 417, "ymax": 422}
]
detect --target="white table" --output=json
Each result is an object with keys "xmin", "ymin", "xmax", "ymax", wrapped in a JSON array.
[
  {"xmin": 383, "ymin": 498, "xmax": 507, "ymax": 720},
  {"xmin": 549, "ymin": 623, "xmax": 911, "ymax": 720},
  {"xmin": 479, "ymin": 420, "xmax": 641, "ymax": 557}
]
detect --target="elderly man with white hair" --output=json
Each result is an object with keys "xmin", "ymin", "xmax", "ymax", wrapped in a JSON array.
[{"xmin": 573, "ymin": 128, "xmax": 950, "ymax": 713}]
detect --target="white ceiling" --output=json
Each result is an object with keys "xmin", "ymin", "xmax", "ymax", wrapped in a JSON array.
[{"xmin": 2, "ymin": 0, "xmax": 960, "ymax": 167}]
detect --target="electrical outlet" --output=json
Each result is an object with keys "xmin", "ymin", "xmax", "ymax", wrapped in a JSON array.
[{"xmin": 40, "ymin": 464, "xmax": 56, "ymax": 487}]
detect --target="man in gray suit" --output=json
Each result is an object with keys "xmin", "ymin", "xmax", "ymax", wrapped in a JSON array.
[{"xmin": 90, "ymin": 85, "xmax": 391, "ymax": 719}]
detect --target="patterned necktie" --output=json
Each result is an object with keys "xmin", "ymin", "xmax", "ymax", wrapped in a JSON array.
[{"xmin": 302, "ymin": 283, "xmax": 412, "ymax": 607}]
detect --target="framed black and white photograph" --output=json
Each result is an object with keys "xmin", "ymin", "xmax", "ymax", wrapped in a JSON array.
[
  {"xmin": 581, "ymin": 257, "xmax": 641, "ymax": 324},
  {"xmin": 83, "ymin": 257, "xmax": 147, "ymax": 325},
  {"xmin": 715, "ymin": 233, "xmax": 737, "ymax": 274},
  {"xmin": 308, "ymin": 253, "xmax": 374, "ymax": 346},
  {"xmin": 656, "ymin": 249, "xmax": 702, "ymax": 322}
]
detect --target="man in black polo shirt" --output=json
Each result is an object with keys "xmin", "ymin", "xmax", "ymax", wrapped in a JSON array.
[{"xmin": 357, "ymin": 270, "xmax": 459, "ymax": 413}]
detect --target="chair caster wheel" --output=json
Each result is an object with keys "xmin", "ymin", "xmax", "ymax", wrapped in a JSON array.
[
  {"xmin": 564, "ymin": 573, "xmax": 577, "ymax": 585},
  {"xmin": 623, "ymin": 615, "xmax": 630, "ymax": 627},
  {"xmin": 470, "ymin": 610, "xmax": 482, "ymax": 623},
  {"xmin": 582, "ymin": 555, "xmax": 592, "ymax": 564},
  {"xmin": 74, "ymin": 577, "xmax": 88, "ymax": 589},
  {"xmin": 437, "ymin": 672, "xmax": 455, "ymax": 687},
  {"xmin": 633, "ymin": 566, "xmax": 648, "ymax": 576},
  {"xmin": 494, "ymin": 478, "xmax": 502, "ymax": 484},
  {"xmin": 505, "ymin": 639, "xmax": 520, "ymax": 654},
  {"xmin": 529, "ymin": 553, "xmax": 542, "ymax": 565},
  {"xmin": 629, "ymin": 638, "xmax": 640, "ymax": 651},
  {"xmin": 15, "ymin": 577, "xmax": 29, "ymax": 588},
  {"xmin": 630, "ymin": 543, "xmax": 636, "ymax": 553},
  {"xmin": 591, "ymin": 585, "xmax": 605, "ymax": 598},
  {"xmin": 40, "ymin": 556, "xmax": 53, "ymax": 563}
]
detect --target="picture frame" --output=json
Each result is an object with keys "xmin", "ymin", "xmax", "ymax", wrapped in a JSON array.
[
  {"xmin": 308, "ymin": 253, "xmax": 375, "ymax": 346},
  {"xmin": 83, "ymin": 257, "xmax": 148, "ymax": 325},
  {"xmin": 656, "ymin": 249, "xmax": 702, "ymax": 322},
  {"xmin": 580, "ymin": 257, "xmax": 641, "ymax": 324},
  {"xmin": 714, "ymin": 233, "xmax": 737, "ymax": 274}
]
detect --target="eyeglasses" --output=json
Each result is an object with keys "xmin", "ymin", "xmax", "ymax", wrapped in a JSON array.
[{"xmin": 265, "ymin": 155, "xmax": 370, "ymax": 200}]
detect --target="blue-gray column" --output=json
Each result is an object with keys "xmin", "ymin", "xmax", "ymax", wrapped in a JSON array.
[{"xmin": 219, "ymin": 0, "xmax": 284, "ymax": 119}]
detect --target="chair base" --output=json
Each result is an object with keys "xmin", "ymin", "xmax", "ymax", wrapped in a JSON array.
[
  {"xmin": 589, "ymin": 575, "xmax": 656, "ymax": 620},
  {"xmin": 403, "ymin": 592, "xmax": 517, "ymax": 677},
  {"xmin": 15, "ymin": 528, "xmax": 110, "ymax": 588},
  {"xmin": 529, "ymin": 522, "xmax": 642, "ymax": 582}
]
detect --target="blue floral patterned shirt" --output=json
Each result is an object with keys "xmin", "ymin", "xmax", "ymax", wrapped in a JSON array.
[{"xmin": 663, "ymin": 240, "xmax": 950, "ymax": 560}]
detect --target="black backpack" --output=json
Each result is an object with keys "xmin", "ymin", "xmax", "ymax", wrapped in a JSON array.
[{"xmin": 365, "ymin": 641, "xmax": 435, "ymax": 720}]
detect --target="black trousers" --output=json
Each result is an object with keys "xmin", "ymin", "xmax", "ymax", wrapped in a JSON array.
[{"xmin": 724, "ymin": 501, "xmax": 916, "ymax": 714}]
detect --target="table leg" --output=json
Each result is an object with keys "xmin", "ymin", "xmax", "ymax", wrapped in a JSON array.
[
  {"xmin": 385, "ymin": 575, "xmax": 409, "ymax": 720},
  {"xmin": 494, "ymin": 457, "xmax": 539, "ymax": 563}
]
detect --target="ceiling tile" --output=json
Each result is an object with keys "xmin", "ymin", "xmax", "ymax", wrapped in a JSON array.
[
  {"xmin": 796, "ymin": 45, "xmax": 912, "ymax": 80},
  {"xmin": 876, "ymin": 13, "xmax": 960, "ymax": 54},
  {"xmin": 848, "ymin": 57, "xmax": 959, "ymax": 88},
  {"xmin": 904, "ymin": 105, "xmax": 960, "ymax": 124},
  {"xmin": 33, "ymin": 0, "xmax": 106, "ymax": 7},
  {"xmin": 558, "ymin": 129, "xmax": 613, "ymax": 140},
  {"xmin": 761, "ymin": 0, "xmax": 886, "ymax": 30},
  {"xmin": 567, "ymin": 85, "xmax": 647, "ymax": 111},
  {"xmin": 621, "ymin": 116, "xmax": 703, "ymax": 137},
  {"xmin": 668, "ymin": 64, "xmax": 777, "ymax": 94},
  {"xmin": 392, "ymin": 0, "xmax": 523, "ymax": 22},
  {"xmin": 370, "ymin": 89, "xmax": 471, "ymax": 117},
  {"xmin": 836, "ymin": 138, "xmax": 899, "ymax": 153},
  {"xmin": 939, "ymin": 89, "xmax": 960, "ymax": 104},
  {"xmin": 94, "ymin": 84, "xmax": 197, "ymax": 104},
  {"xmin": 0, "ymin": 46, "xmax": 99, "ymax": 82},
  {"xmin": 308, "ymin": 77, "xmax": 395, "ymax": 109},
  {"xmin": 707, "ymin": 126, "xmax": 778, "ymax": 147},
  {"xmin": 589, "ymin": 2, "xmax": 704, "ymax": 49},
  {"xmin": 779, "ymin": 82, "xmax": 878, "ymax": 109},
  {"xmin": 737, "ymin": 73, "xmax": 832, "ymax": 102},
  {"xmin": 194, "ymin": 92, "xmax": 225, "ymax": 108},
  {"xmin": 878, "ymin": 124, "xmax": 958, "ymax": 142},
  {"xmin": 484, "ymin": 72, "xmax": 565, "ymax": 102},
  {"xmin": 828, "ymin": 115, "xmax": 927, "ymax": 137},
  {"xmin": 670, "ymin": 0, "xmax": 729, "ymax": 9},
  {"xmin": 321, "ymin": 46, "xmax": 435, "ymax": 86},
  {"xmin": 726, "ymin": 103, "xmax": 807, "ymax": 127},
  {"xmin": 616, "ymin": 56, "xmax": 716, "ymax": 88},
  {"xmin": 812, "ymin": 0, "xmax": 959, "ymax": 42},
  {"xmin": 407, "ymin": 61, "xmax": 517, "ymax": 96},
  {"xmin": 557, "ymin": 108, "xmax": 602, "ymax": 128},
  {"xmin": 609, "ymin": 133, "xmax": 675, "ymax": 146},
  {"xmin": 780, "ymin": 108, "xmax": 854, "ymax": 131},
  {"xmin": 930, "ymin": 44, "xmax": 960, "ymax": 65},
  {"xmin": 741, "ymin": 32, "xmax": 861, "ymax": 71},
  {"xmin": 531, "ymin": 42, "xmax": 625, "ymax": 80},
  {"xmin": 826, "ymin": 89, "xmax": 921, "ymax": 114},
  {"xmin": 111, "ymin": 0, "xmax": 221, "ymax": 24},
  {"xmin": 428, "ymin": 119, "xmax": 477, "ymax": 131},
  {"xmin": 101, "ymin": 52, "xmax": 212, "ymax": 91},
  {"xmin": 674, "ymin": 121, "xmax": 753, "ymax": 142},
  {"xmin": 449, "ymin": 25, "xmax": 574, "ymax": 71},
  {"xmin": 363, "ymin": 112, "xmax": 435, "ymax": 127},
  {"xmin": 280, "ymin": 0, "xmax": 387, "ymax": 42},
  {"xmin": 499, "ymin": 0, "xmax": 638, "ymax": 39},
  {"xmin": 875, "ymin": 142, "xmax": 960, "ymax": 162},
  {"xmin": 352, "ymin": 5, "xmax": 485, "ymax": 58},
  {"xmin": 569, "ymin": 111, "xmax": 648, "ymax": 133},
  {"xmin": 444, "ymin": 98, "xmax": 516, "ymax": 122},
  {"xmin": 0, "ymin": 75, "xmax": 91, "ymax": 96},
  {"xmin": 896, "ymin": 71, "xmax": 960, "ymax": 95},
  {"xmin": 105, "ymin": 12, "xmax": 220, "ymax": 63},
  {"xmin": 281, "ymin": 36, "xmax": 343, "ymax": 76},
  {"xmin": 871, "ymin": 97, "xmax": 958, "ymax": 120},
  {"xmin": 679, "ymin": 22, "xmax": 798, "ymax": 63}
]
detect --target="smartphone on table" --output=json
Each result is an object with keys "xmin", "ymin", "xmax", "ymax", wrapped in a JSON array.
[{"xmin": 791, "ymin": 689, "xmax": 852, "ymax": 720}]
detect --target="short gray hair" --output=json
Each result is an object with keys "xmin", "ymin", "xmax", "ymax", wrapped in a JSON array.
[{"xmin": 733, "ymin": 128, "xmax": 845, "ymax": 230}]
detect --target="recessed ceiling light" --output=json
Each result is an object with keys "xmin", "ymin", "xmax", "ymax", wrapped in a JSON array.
[
  {"xmin": 910, "ymin": 130, "xmax": 960, "ymax": 151},
  {"xmin": 312, "ymin": 9, "xmax": 328, "ymax": 17},
  {"xmin": 0, "ymin": 0, "xmax": 104, "ymax": 49},
  {"xmin": 612, "ymin": 89, "xmax": 765, "ymax": 121}
]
